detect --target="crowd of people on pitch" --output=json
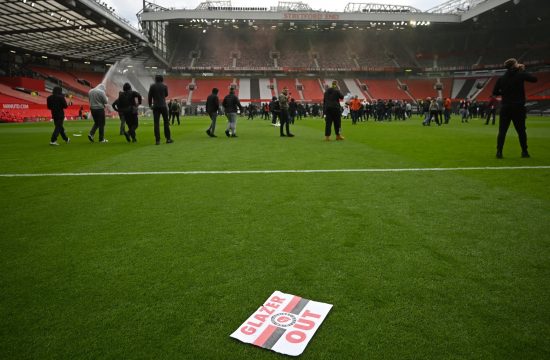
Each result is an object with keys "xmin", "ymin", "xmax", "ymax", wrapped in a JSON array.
[{"xmin": 46, "ymin": 58, "xmax": 537, "ymax": 158}]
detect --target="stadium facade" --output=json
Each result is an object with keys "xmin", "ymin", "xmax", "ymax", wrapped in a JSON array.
[{"xmin": 0, "ymin": 0, "xmax": 549, "ymax": 121}]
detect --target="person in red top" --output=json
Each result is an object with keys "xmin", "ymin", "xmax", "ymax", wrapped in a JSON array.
[
  {"xmin": 349, "ymin": 95, "xmax": 362, "ymax": 125},
  {"xmin": 443, "ymin": 97, "xmax": 452, "ymax": 124}
]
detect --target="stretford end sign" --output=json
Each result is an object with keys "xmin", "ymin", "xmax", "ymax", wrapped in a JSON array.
[{"xmin": 230, "ymin": 291, "xmax": 332, "ymax": 356}]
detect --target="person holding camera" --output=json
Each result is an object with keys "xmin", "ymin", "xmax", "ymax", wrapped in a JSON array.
[
  {"xmin": 323, "ymin": 80, "xmax": 345, "ymax": 141},
  {"xmin": 492, "ymin": 58, "xmax": 537, "ymax": 158}
]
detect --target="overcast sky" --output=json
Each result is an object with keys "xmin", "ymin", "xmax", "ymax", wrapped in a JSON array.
[{"xmin": 104, "ymin": 0, "xmax": 446, "ymax": 27}]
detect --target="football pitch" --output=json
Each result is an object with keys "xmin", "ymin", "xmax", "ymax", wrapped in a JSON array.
[{"xmin": 1, "ymin": 115, "xmax": 549, "ymax": 359}]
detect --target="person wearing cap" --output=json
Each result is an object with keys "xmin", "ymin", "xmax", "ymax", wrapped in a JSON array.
[
  {"xmin": 492, "ymin": 58, "xmax": 537, "ymax": 158},
  {"xmin": 88, "ymin": 83, "xmax": 109, "ymax": 143},
  {"xmin": 323, "ymin": 80, "xmax": 344, "ymax": 140},
  {"xmin": 278, "ymin": 87, "xmax": 294, "ymax": 137},
  {"xmin": 148, "ymin": 75, "xmax": 173, "ymax": 145}
]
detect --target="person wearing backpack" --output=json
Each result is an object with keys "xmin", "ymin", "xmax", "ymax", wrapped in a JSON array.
[{"xmin": 112, "ymin": 83, "xmax": 142, "ymax": 143}]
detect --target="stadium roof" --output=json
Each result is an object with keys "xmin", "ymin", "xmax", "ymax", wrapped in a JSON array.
[
  {"xmin": 139, "ymin": 0, "xmax": 513, "ymax": 24},
  {"xmin": 0, "ymin": 0, "xmax": 166, "ymax": 65}
]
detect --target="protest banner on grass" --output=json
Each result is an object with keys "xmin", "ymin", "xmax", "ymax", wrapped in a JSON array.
[{"xmin": 230, "ymin": 290, "xmax": 332, "ymax": 356}]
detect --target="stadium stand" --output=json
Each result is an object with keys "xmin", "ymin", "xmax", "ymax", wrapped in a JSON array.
[
  {"xmin": 29, "ymin": 66, "xmax": 92, "ymax": 95},
  {"xmin": 0, "ymin": 82, "xmax": 46, "ymax": 105},
  {"xmin": 163, "ymin": 77, "xmax": 191, "ymax": 103},
  {"xmin": 70, "ymin": 71, "xmax": 105, "ymax": 88},
  {"xmin": 526, "ymin": 72, "xmax": 550, "ymax": 98},
  {"xmin": 363, "ymin": 79, "xmax": 409, "ymax": 100},
  {"xmin": 192, "ymin": 78, "xmax": 235, "ymax": 102},
  {"xmin": 275, "ymin": 78, "xmax": 300, "ymax": 100},
  {"xmin": 1, "ymin": 0, "xmax": 549, "ymax": 119},
  {"xmin": 475, "ymin": 78, "xmax": 498, "ymax": 101},
  {"xmin": 438, "ymin": 78, "xmax": 454, "ymax": 99},
  {"xmin": 404, "ymin": 79, "xmax": 440, "ymax": 100},
  {"xmin": 299, "ymin": 79, "xmax": 324, "ymax": 103}
]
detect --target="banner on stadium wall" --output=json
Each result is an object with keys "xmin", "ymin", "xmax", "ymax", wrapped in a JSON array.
[
  {"xmin": 230, "ymin": 291, "xmax": 332, "ymax": 357},
  {"xmin": 2, "ymin": 104, "xmax": 30, "ymax": 109}
]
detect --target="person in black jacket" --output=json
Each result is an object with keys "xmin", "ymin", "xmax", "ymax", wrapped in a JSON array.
[
  {"xmin": 222, "ymin": 88, "xmax": 243, "ymax": 138},
  {"xmin": 205, "ymin": 88, "xmax": 220, "ymax": 137},
  {"xmin": 269, "ymin": 96, "xmax": 280, "ymax": 125},
  {"xmin": 148, "ymin": 75, "xmax": 173, "ymax": 145},
  {"xmin": 112, "ymin": 82, "xmax": 142, "ymax": 143},
  {"xmin": 47, "ymin": 86, "xmax": 69, "ymax": 146},
  {"xmin": 323, "ymin": 80, "xmax": 344, "ymax": 141},
  {"xmin": 492, "ymin": 58, "xmax": 538, "ymax": 158}
]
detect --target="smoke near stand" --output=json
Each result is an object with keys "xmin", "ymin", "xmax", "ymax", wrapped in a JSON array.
[{"xmin": 101, "ymin": 57, "xmax": 153, "ymax": 107}]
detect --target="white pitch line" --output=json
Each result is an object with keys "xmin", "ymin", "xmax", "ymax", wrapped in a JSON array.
[{"xmin": 0, "ymin": 166, "xmax": 549, "ymax": 177}]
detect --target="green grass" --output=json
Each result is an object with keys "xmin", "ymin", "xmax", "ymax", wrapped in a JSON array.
[{"xmin": 1, "ymin": 115, "xmax": 549, "ymax": 359}]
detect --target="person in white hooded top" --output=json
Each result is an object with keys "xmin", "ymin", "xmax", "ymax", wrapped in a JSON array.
[{"xmin": 88, "ymin": 83, "xmax": 109, "ymax": 143}]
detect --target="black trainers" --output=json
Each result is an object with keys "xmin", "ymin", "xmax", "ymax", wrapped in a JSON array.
[
  {"xmin": 166, "ymin": 139, "xmax": 174, "ymax": 144},
  {"xmin": 521, "ymin": 151, "xmax": 530, "ymax": 158},
  {"xmin": 87, "ymin": 134, "xmax": 94, "ymax": 143},
  {"xmin": 155, "ymin": 140, "xmax": 160, "ymax": 145},
  {"xmin": 231, "ymin": 134, "xmax": 238, "ymax": 138},
  {"xmin": 496, "ymin": 151, "xmax": 503, "ymax": 159},
  {"xmin": 287, "ymin": 133, "xmax": 295, "ymax": 137},
  {"xmin": 225, "ymin": 130, "xmax": 230, "ymax": 137},
  {"xmin": 124, "ymin": 132, "xmax": 131, "ymax": 142},
  {"xmin": 280, "ymin": 134, "xmax": 286, "ymax": 137},
  {"xmin": 206, "ymin": 129, "xmax": 211, "ymax": 136}
]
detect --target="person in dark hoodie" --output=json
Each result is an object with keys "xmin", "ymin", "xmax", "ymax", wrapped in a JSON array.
[
  {"xmin": 492, "ymin": 58, "xmax": 537, "ymax": 158},
  {"xmin": 323, "ymin": 80, "xmax": 344, "ymax": 141},
  {"xmin": 47, "ymin": 86, "xmax": 69, "ymax": 146},
  {"xmin": 112, "ymin": 82, "xmax": 142, "ymax": 143},
  {"xmin": 205, "ymin": 87, "xmax": 220, "ymax": 137},
  {"xmin": 148, "ymin": 75, "xmax": 173, "ymax": 145},
  {"xmin": 222, "ymin": 88, "xmax": 243, "ymax": 138}
]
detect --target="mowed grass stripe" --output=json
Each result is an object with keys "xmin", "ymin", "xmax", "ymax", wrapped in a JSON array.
[{"xmin": 1, "ymin": 165, "xmax": 550, "ymax": 177}]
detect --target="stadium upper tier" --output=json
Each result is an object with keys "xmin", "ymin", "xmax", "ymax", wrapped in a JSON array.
[
  {"xmin": 137, "ymin": 0, "xmax": 549, "ymax": 71},
  {"xmin": 165, "ymin": 10, "xmax": 548, "ymax": 72}
]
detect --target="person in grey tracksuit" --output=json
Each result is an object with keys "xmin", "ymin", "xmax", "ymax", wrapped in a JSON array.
[{"xmin": 88, "ymin": 83, "xmax": 109, "ymax": 143}]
